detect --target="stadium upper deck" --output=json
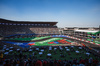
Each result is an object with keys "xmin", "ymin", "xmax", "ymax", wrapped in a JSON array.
[{"xmin": 0, "ymin": 18, "xmax": 57, "ymax": 27}]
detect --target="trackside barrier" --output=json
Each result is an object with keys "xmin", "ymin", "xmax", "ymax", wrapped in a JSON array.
[
  {"xmin": 88, "ymin": 41, "xmax": 90, "ymax": 43},
  {"xmin": 90, "ymin": 42, "xmax": 93, "ymax": 43},
  {"xmin": 93, "ymin": 43, "xmax": 95, "ymax": 44},
  {"xmin": 81, "ymin": 43, "xmax": 86, "ymax": 47},
  {"xmin": 66, "ymin": 35, "xmax": 99, "ymax": 46},
  {"xmin": 82, "ymin": 39, "xmax": 84, "ymax": 41}
]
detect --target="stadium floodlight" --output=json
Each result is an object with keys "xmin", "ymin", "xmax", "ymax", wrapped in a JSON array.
[
  {"xmin": 13, "ymin": 24, "xmax": 16, "ymax": 25},
  {"xmin": 9, "ymin": 23, "xmax": 12, "ymax": 25},
  {"xmin": 2, "ymin": 23, "xmax": 5, "ymax": 24},
  {"xmin": 28, "ymin": 24, "xmax": 30, "ymax": 25},
  {"xmin": 17, "ymin": 24, "xmax": 20, "ymax": 25},
  {"xmin": 21, "ymin": 24, "xmax": 24, "ymax": 25},
  {"xmin": 6, "ymin": 23, "xmax": 8, "ymax": 25},
  {"xmin": 25, "ymin": 24, "xmax": 27, "ymax": 25}
]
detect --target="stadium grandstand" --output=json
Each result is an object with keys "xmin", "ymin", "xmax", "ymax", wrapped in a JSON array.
[{"xmin": 0, "ymin": 18, "xmax": 59, "ymax": 37}]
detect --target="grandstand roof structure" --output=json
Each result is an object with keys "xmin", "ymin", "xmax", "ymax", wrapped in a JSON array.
[
  {"xmin": 75, "ymin": 30, "xmax": 100, "ymax": 35},
  {"xmin": 0, "ymin": 18, "xmax": 58, "ymax": 26},
  {"xmin": 75, "ymin": 30, "xmax": 99, "ymax": 33}
]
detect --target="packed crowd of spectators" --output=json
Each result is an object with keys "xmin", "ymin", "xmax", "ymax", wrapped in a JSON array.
[
  {"xmin": 0, "ymin": 57, "xmax": 99, "ymax": 66},
  {"xmin": 0, "ymin": 25, "xmax": 59, "ymax": 36},
  {"xmin": 0, "ymin": 43, "xmax": 100, "ymax": 66},
  {"xmin": 30, "ymin": 27, "xmax": 59, "ymax": 34}
]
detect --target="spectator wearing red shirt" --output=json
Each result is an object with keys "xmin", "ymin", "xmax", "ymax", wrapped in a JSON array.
[
  {"xmin": 35, "ymin": 60, "xmax": 42, "ymax": 66},
  {"xmin": 43, "ymin": 61, "xmax": 47, "ymax": 66}
]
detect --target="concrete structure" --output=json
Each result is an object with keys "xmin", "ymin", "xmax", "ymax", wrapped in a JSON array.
[{"xmin": 59, "ymin": 27, "xmax": 100, "ymax": 39}]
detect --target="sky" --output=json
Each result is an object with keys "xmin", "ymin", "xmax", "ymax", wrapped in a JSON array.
[{"xmin": 0, "ymin": 0, "xmax": 100, "ymax": 28}]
